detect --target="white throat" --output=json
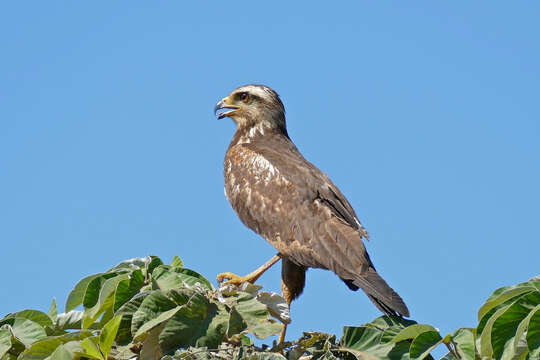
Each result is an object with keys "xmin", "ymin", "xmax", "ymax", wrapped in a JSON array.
[{"xmin": 237, "ymin": 121, "xmax": 273, "ymax": 144}]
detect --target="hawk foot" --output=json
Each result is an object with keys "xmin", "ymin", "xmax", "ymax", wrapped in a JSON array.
[
  {"xmin": 217, "ymin": 254, "xmax": 282, "ymax": 286},
  {"xmin": 216, "ymin": 272, "xmax": 257, "ymax": 286}
]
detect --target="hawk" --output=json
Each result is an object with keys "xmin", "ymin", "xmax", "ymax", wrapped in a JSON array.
[{"xmin": 214, "ymin": 84, "xmax": 409, "ymax": 342}]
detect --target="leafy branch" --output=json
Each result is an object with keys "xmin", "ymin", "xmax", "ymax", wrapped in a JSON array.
[{"xmin": 1, "ymin": 255, "xmax": 539, "ymax": 359}]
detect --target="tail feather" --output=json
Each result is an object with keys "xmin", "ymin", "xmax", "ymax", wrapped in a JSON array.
[
  {"xmin": 352, "ymin": 270, "xmax": 410, "ymax": 317},
  {"xmin": 366, "ymin": 292, "xmax": 409, "ymax": 317}
]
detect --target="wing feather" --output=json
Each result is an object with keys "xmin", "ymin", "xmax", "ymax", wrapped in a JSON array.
[{"xmin": 225, "ymin": 135, "xmax": 408, "ymax": 317}]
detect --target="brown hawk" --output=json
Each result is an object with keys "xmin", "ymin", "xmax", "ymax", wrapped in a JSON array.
[{"xmin": 214, "ymin": 84, "xmax": 409, "ymax": 342}]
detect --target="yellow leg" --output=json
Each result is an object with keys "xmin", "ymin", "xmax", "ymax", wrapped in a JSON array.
[
  {"xmin": 217, "ymin": 254, "xmax": 282, "ymax": 285},
  {"xmin": 278, "ymin": 278, "xmax": 294, "ymax": 344},
  {"xmin": 278, "ymin": 323, "xmax": 288, "ymax": 344}
]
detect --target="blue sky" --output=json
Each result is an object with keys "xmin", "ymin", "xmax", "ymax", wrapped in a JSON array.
[{"xmin": 1, "ymin": 1, "xmax": 539, "ymax": 355}]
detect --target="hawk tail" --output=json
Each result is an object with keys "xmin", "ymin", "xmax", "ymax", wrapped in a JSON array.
[
  {"xmin": 352, "ymin": 271, "xmax": 410, "ymax": 317},
  {"xmin": 367, "ymin": 293, "xmax": 409, "ymax": 317}
]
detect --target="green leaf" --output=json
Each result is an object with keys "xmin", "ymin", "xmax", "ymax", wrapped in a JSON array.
[
  {"xmin": 491, "ymin": 291, "xmax": 540, "ymax": 359},
  {"xmin": 82, "ymin": 273, "xmax": 121, "ymax": 310},
  {"xmin": 158, "ymin": 296, "xmax": 229, "ymax": 352},
  {"xmin": 341, "ymin": 326, "xmax": 383, "ymax": 351},
  {"xmin": 55, "ymin": 311, "xmax": 83, "ymax": 331},
  {"xmin": 227, "ymin": 307, "xmax": 247, "ymax": 337},
  {"xmin": 79, "ymin": 336, "xmax": 102, "ymax": 359},
  {"xmin": 241, "ymin": 335, "xmax": 253, "ymax": 346},
  {"xmin": 85, "ymin": 273, "xmax": 130, "ymax": 318},
  {"xmin": 145, "ymin": 255, "xmax": 164, "ymax": 278},
  {"xmin": 1, "ymin": 310, "xmax": 53, "ymax": 328},
  {"xmin": 98, "ymin": 307, "xmax": 114, "ymax": 329},
  {"xmin": 108, "ymin": 255, "xmax": 163, "ymax": 281},
  {"xmin": 166, "ymin": 288, "xmax": 194, "ymax": 306},
  {"xmin": 17, "ymin": 331, "xmax": 92, "ymax": 360},
  {"xmin": 1, "ymin": 318, "xmax": 47, "ymax": 347},
  {"xmin": 113, "ymin": 269, "xmax": 145, "ymax": 312},
  {"xmin": 46, "ymin": 344, "xmax": 72, "ymax": 360},
  {"xmin": 62, "ymin": 340, "xmax": 84, "ymax": 354},
  {"xmin": 152, "ymin": 266, "xmax": 213, "ymax": 291},
  {"xmin": 81, "ymin": 273, "xmax": 130, "ymax": 329},
  {"xmin": 366, "ymin": 315, "xmax": 417, "ymax": 331},
  {"xmin": 409, "ymin": 331, "xmax": 442, "ymax": 360},
  {"xmin": 111, "ymin": 280, "xmax": 131, "ymax": 313},
  {"xmin": 133, "ymin": 306, "xmax": 181, "ymax": 341},
  {"xmin": 82, "ymin": 308, "xmax": 105, "ymax": 330},
  {"xmin": 131, "ymin": 291, "xmax": 178, "ymax": 337},
  {"xmin": 99, "ymin": 315, "xmax": 122, "ymax": 359},
  {"xmin": 112, "ymin": 344, "xmax": 138, "ymax": 360},
  {"xmin": 340, "ymin": 324, "xmax": 412, "ymax": 359},
  {"xmin": 479, "ymin": 303, "xmax": 512, "ymax": 358},
  {"xmin": 527, "ymin": 306, "xmax": 540, "ymax": 358},
  {"xmin": 234, "ymin": 293, "xmax": 270, "ymax": 329},
  {"xmin": 139, "ymin": 323, "xmax": 164, "ymax": 360},
  {"xmin": 65, "ymin": 273, "xmax": 102, "ymax": 312},
  {"xmin": 1, "ymin": 335, "xmax": 25, "ymax": 359},
  {"xmin": 391, "ymin": 324, "xmax": 439, "ymax": 343},
  {"xmin": 171, "ymin": 255, "xmax": 184, "ymax": 268},
  {"xmin": 47, "ymin": 300, "xmax": 58, "ymax": 323},
  {"xmin": 366, "ymin": 315, "xmax": 417, "ymax": 342},
  {"xmin": 513, "ymin": 304, "xmax": 540, "ymax": 356},
  {"xmin": 115, "ymin": 291, "xmax": 151, "ymax": 345},
  {"xmin": 250, "ymin": 319, "xmax": 283, "ymax": 339},
  {"xmin": 478, "ymin": 283, "xmax": 536, "ymax": 323},
  {"xmin": 0, "ymin": 329, "xmax": 12, "ymax": 358},
  {"xmin": 450, "ymin": 328, "xmax": 475, "ymax": 360},
  {"xmin": 293, "ymin": 332, "xmax": 337, "ymax": 358},
  {"xmin": 224, "ymin": 291, "xmax": 281, "ymax": 339}
]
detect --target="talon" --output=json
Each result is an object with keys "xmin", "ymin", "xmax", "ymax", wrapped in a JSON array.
[
  {"xmin": 217, "ymin": 254, "xmax": 282, "ymax": 287},
  {"xmin": 216, "ymin": 272, "xmax": 232, "ymax": 283},
  {"xmin": 217, "ymin": 272, "xmax": 247, "ymax": 285}
]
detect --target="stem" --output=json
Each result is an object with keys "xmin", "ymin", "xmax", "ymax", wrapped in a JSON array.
[{"xmin": 444, "ymin": 340, "xmax": 460, "ymax": 359}]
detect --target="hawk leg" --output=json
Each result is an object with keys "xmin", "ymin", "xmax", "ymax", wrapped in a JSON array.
[
  {"xmin": 278, "ymin": 257, "xmax": 307, "ymax": 344},
  {"xmin": 217, "ymin": 253, "xmax": 282, "ymax": 285}
]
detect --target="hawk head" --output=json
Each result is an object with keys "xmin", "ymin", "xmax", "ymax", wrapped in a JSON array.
[{"xmin": 214, "ymin": 84, "xmax": 286, "ymax": 133}]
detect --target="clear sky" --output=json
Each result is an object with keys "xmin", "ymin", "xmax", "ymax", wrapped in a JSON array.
[{"xmin": 1, "ymin": 2, "xmax": 539, "ymax": 356}]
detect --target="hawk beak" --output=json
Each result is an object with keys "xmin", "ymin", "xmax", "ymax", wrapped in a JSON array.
[{"xmin": 214, "ymin": 97, "xmax": 240, "ymax": 120}]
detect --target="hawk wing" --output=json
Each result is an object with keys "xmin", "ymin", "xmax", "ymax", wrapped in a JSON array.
[{"xmin": 224, "ymin": 135, "xmax": 409, "ymax": 317}]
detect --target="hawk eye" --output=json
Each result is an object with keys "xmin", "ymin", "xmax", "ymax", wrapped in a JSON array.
[{"xmin": 240, "ymin": 92, "xmax": 249, "ymax": 103}]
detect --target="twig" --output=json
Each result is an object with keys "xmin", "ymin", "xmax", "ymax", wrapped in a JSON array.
[{"xmin": 443, "ymin": 340, "xmax": 460, "ymax": 359}]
